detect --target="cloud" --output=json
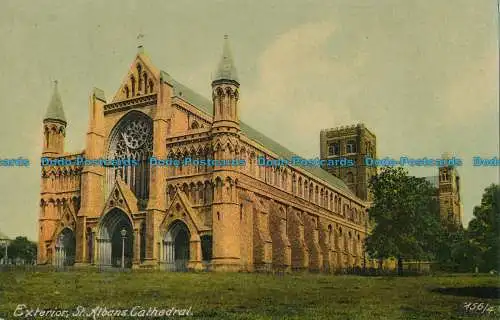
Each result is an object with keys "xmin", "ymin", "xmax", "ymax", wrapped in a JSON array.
[{"xmin": 242, "ymin": 21, "xmax": 365, "ymax": 156}]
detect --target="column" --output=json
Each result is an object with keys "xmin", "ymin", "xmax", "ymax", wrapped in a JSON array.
[{"xmin": 133, "ymin": 229, "xmax": 141, "ymax": 268}]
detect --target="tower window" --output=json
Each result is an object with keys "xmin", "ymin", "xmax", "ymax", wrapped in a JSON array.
[
  {"xmin": 440, "ymin": 171, "xmax": 449, "ymax": 182},
  {"xmin": 346, "ymin": 140, "xmax": 357, "ymax": 154},
  {"xmin": 328, "ymin": 142, "xmax": 340, "ymax": 156},
  {"xmin": 366, "ymin": 142, "xmax": 371, "ymax": 156},
  {"xmin": 44, "ymin": 128, "xmax": 49, "ymax": 148},
  {"xmin": 346, "ymin": 172, "xmax": 354, "ymax": 184}
]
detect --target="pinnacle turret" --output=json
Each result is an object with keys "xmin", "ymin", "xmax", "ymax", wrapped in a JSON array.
[
  {"xmin": 44, "ymin": 80, "xmax": 66, "ymax": 124},
  {"xmin": 212, "ymin": 35, "xmax": 239, "ymax": 84}
]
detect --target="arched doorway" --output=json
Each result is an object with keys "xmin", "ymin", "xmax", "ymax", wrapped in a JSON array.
[
  {"xmin": 201, "ymin": 235, "xmax": 213, "ymax": 271},
  {"xmin": 163, "ymin": 221, "xmax": 190, "ymax": 272},
  {"xmin": 98, "ymin": 209, "xmax": 134, "ymax": 268},
  {"xmin": 54, "ymin": 228, "xmax": 75, "ymax": 267}
]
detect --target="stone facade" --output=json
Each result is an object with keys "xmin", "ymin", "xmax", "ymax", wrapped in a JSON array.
[
  {"xmin": 320, "ymin": 124, "xmax": 377, "ymax": 201},
  {"xmin": 38, "ymin": 38, "xmax": 370, "ymax": 272},
  {"xmin": 426, "ymin": 161, "xmax": 463, "ymax": 227},
  {"xmin": 438, "ymin": 165, "xmax": 463, "ymax": 226}
]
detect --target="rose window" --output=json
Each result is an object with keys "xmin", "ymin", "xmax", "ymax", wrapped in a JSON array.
[
  {"xmin": 122, "ymin": 120, "xmax": 150, "ymax": 150},
  {"xmin": 107, "ymin": 113, "xmax": 153, "ymax": 202}
]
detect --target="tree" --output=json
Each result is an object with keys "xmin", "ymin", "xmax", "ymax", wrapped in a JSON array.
[
  {"xmin": 7, "ymin": 236, "xmax": 37, "ymax": 263},
  {"xmin": 434, "ymin": 226, "xmax": 479, "ymax": 272},
  {"xmin": 366, "ymin": 167, "xmax": 441, "ymax": 275},
  {"xmin": 467, "ymin": 184, "xmax": 500, "ymax": 272}
]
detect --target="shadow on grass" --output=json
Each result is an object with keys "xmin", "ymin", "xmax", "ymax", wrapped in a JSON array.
[{"xmin": 431, "ymin": 286, "xmax": 500, "ymax": 299}]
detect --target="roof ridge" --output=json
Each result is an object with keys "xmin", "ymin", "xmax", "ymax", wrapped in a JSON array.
[{"xmin": 162, "ymin": 71, "xmax": 353, "ymax": 195}]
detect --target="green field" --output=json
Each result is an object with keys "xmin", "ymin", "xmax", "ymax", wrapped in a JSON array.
[{"xmin": 0, "ymin": 270, "xmax": 499, "ymax": 319}]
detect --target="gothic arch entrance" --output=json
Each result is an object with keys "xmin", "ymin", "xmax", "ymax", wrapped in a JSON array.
[
  {"xmin": 163, "ymin": 221, "xmax": 190, "ymax": 272},
  {"xmin": 201, "ymin": 234, "xmax": 213, "ymax": 270},
  {"xmin": 54, "ymin": 228, "xmax": 75, "ymax": 267},
  {"xmin": 98, "ymin": 209, "xmax": 133, "ymax": 268}
]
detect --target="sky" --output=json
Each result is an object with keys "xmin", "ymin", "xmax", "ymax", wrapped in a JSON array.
[{"xmin": 0, "ymin": 0, "xmax": 498, "ymax": 240}]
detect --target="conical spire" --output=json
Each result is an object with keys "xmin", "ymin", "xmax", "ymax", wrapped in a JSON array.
[
  {"xmin": 44, "ymin": 80, "xmax": 66, "ymax": 123},
  {"xmin": 213, "ymin": 35, "xmax": 239, "ymax": 83}
]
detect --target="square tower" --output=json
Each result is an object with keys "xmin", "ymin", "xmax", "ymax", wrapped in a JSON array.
[
  {"xmin": 438, "ymin": 161, "xmax": 463, "ymax": 226},
  {"xmin": 320, "ymin": 124, "xmax": 377, "ymax": 201}
]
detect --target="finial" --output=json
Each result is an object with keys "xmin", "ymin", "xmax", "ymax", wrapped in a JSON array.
[{"xmin": 137, "ymin": 33, "xmax": 145, "ymax": 54}]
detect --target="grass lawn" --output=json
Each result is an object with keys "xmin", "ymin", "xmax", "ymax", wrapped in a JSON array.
[{"xmin": 0, "ymin": 270, "xmax": 499, "ymax": 319}]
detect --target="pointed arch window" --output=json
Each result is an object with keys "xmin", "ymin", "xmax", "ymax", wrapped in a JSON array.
[
  {"xmin": 149, "ymin": 80, "xmax": 154, "ymax": 93},
  {"xmin": 44, "ymin": 126, "xmax": 49, "ymax": 149},
  {"xmin": 106, "ymin": 111, "xmax": 153, "ymax": 203},
  {"xmin": 137, "ymin": 64, "xmax": 142, "ymax": 92},
  {"xmin": 282, "ymin": 170, "xmax": 287, "ymax": 190},
  {"xmin": 346, "ymin": 172, "xmax": 354, "ymax": 184},
  {"xmin": 143, "ymin": 73, "xmax": 148, "ymax": 93},
  {"xmin": 328, "ymin": 224, "xmax": 333, "ymax": 246},
  {"xmin": 298, "ymin": 177, "xmax": 303, "ymax": 197},
  {"xmin": 226, "ymin": 88, "xmax": 233, "ymax": 118},
  {"xmin": 130, "ymin": 76, "xmax": 136, "ymax": 97}
]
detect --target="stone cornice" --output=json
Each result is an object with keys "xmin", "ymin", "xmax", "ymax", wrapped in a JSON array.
[
  {"xmin": 104, "ymin": 93, "xmax": 157, "ymax": 115},
  {"xmin": 40, "ymin": 191, "xmax": 81, "ymax": 199},
  {"xmin": 166, "ymin": 172, "xmax": 213, "ymax": 184},
  {"xmin": 166, "ymin": 130, "xmax": 211, "ymax": 145}
]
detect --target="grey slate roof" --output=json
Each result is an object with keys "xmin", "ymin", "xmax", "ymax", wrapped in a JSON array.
[
  {"xmin": 160, "ymin": 71, "xmax": 353, "ymax": 195},
  {"xmin": 93, "ymin": 87, "xmax": 106, "ymax": 102},
  {"xmin": 44, "ymin": 81, "xmax": 66, "ymax": 123}
]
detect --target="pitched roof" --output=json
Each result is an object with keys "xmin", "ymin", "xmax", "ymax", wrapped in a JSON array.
[
  {"xmin": 44, "ymin": 81, "xmax": 66, "ymax": 123},
  {"xmin": 160, "ymin": 71, "xmax": 353, "ymax": 195}
]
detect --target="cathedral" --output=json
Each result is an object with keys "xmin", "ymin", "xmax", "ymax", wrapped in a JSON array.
[{"xmin": 38, "ymin": 36, "xmax": 371, "ymax": 271}]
